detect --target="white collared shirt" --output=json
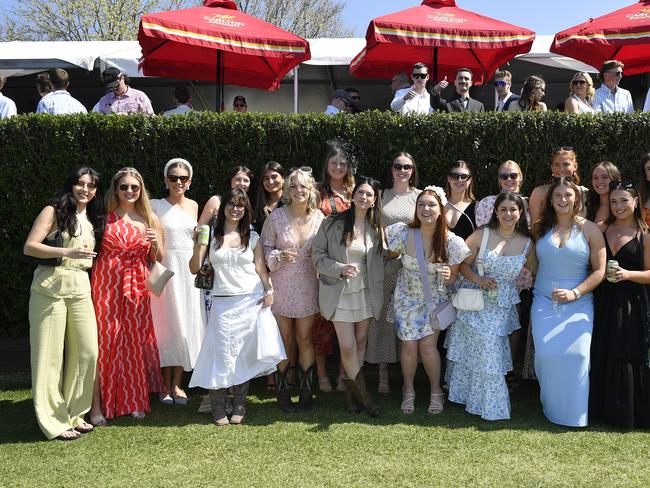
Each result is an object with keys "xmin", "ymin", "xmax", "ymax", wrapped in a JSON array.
[
  {"xmin": 0, "ymin": 92, "xmax": 17, "ymax": 118},
  {"xmin": 163, "ymin": 104, "xmax": 193, "ymax": 116},
  {"xmin": 390, "ymin": 87, "xmax": 432, "ymax": 114},
  {"xmin": 593, "ymin": 84, "xmax": 634, "ymax": 113},
  {"xmin": 496, "ymin": 92, "xmax": 513, "ymax": 112}
]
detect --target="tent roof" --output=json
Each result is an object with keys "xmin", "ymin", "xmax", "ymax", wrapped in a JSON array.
[{"xmin": 0, "ymin": 36, "xmax": 596, "ymax": 78}]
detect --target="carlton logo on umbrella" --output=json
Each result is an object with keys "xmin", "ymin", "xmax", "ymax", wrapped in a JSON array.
[
  {"xmin": 204, "ymin": 13, "xmax": 244, "ymax": 28},
  {"xmin": 427, "ymin": 13, "xmax": 467, "ymax": 24},
  {"xmin": 626, "ymin": 8, "xmax": 650, "ymax": 21}
]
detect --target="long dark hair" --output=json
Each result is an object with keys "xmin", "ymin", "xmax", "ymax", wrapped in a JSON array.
[
  {"xmin": 444, "ymin": 160, "xmax": 476, "ymax": 201},
  {"xmin": 487, "ymin": 192, "xmax": 531, "ymax": 238},
  {"xmin": 586, "ymin": 161, "xmax": 621, "ymax": 221},
  {"xmin": 606, "ymin": 182, "xmax": 649, "ymax": 232},
  {"xmin": 385, "ymin": 151, "xmax": 419, "ymax": 189},
  {"xmin": 637, "ymin": 153, "xmax": 650, "ymax": 208},
  {"xmin": 335, "ymin": 178, "xmax": 383, "ymax": 250},
  {"xmin": 408, "ymin": 189, "xmax": 447, "ymax": 262},
  {"xmin": 253, "ymin": 161, "xmax": 286, "ymax": 228},
  {"xmin": 533, "ymin": 178, "xmax": 583, "ymax": 238},
  {"xmin": 212, "ymin": 188, "xmax": 252, "ymax": 250},
  {"xmin": 51, "ymin": 167, "xmax": 105, "ymax": 248},
  {"xmin": 518, "ymin": 75, "xmax": 545, "ymax": 111}
]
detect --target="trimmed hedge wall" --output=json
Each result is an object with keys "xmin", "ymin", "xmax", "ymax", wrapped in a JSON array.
[{"xmin": 1, "ymin": 111, "xmax": 650, "ymax": 336}]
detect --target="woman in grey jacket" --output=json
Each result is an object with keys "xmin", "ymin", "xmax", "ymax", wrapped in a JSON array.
[{"xmin": 313, "ymin": 177, "xmax": 398, "ymax": 416}]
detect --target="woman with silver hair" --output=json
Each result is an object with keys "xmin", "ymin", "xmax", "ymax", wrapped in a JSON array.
[
  {"xmin": 564, "ymin": 72, "xmax": 595, "ymax": 113},
  {"xmin": 150, "ymin": 158, "xmax": 206, "ymax": 406}
]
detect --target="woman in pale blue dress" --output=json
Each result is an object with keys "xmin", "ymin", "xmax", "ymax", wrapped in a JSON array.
[
  {"xmin": 531, "ymin": 177, "xmax": 605, "ymax": 427},
  {"xmin": 446, "ymin": 192, "xmax": 535, "ymax": 420}
]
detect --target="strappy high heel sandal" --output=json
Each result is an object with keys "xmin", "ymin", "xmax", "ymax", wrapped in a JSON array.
[
  {"xmin": 427, "ymin": 393, "xmax": 445, "ymax": 415},
  {"xmin": 400, "ymin": 391, "xmax": 416, "ymax": 414}
]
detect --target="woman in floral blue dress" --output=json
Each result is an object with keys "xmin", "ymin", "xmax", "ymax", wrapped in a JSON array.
[
  {"xmin": 386, "ymin": 186, "xmax": 469, "ymax": 415},
  {"xmin": 446, "ymin": 192, "xmax": 535, "ymax": 420}
]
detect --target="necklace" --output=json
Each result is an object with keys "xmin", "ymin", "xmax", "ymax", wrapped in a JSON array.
[{"xmin": 497, "ymin": 229, "xmax": 515, "ymax": 239}]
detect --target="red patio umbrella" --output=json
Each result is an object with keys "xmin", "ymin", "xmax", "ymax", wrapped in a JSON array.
[
  {"xmin": 350, "ymin": 0, "xmax": 535, "ymax": 85},
  {"xmin": 551, "ymin": 1, "xmax": 650, "ymax": 75},
  {"xmin": 138, "ymin": 0, "xmax": 310, "ymax": 95}
]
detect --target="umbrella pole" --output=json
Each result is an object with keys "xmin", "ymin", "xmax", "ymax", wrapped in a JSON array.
[
  {"xmin": 216, "ymin": 50, "xmax": 224, "ymax": 112},
  {"xmin": 293, "ymin": 66, "xmax": 299, "ymax": 114},
  {"xmin": 433, "ymin": 47, "xmax": 439, "ymax": 82}
]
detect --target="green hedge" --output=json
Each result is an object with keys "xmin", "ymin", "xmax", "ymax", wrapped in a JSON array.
[{"xmin": 1, "ymin": 111, "xmax": 650, "ymax": 336}]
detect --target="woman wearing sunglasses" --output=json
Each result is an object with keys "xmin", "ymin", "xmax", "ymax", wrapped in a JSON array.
[
  {"xmin": 586, "ymin": 161, "xmax": 621, "ymax": 229},
  {"xmin": 590, "ymin": 181, "xmax": 650, "ymax": 428},
  {"xmin": 24, "ymin": 167, "xmax": 105, "ymax": 440},
  {"xmin": 313, "ymin": 177, "xmax": 396, "ymax": 416},
  {"xmin": 444, "ymin": 161, "xmax": 477, "ymax": 240},
  {"xmin": 366, "ymin": 152, "xmax": 421, "ymax": 395},
  {"xmin": 89, "ymin": 168, "xmax": 165, "ymax": 424},
  {"xmin": 261, "ymin": 167, "xmax": 324, "ymax": 412},
  {"xmin": 564, "ymin": 72, "xmax": 595, "ymax": 114},
  {"xmin": 531, "ymin": 177, "xmax": 605, "ymax": 427},
  {"xmin": 149, "ymin": 159, "xmax": 206, "ymax": 406}
]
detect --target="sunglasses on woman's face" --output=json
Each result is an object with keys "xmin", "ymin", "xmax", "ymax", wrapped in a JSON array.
[
  {"xmin": 393, "ymin": 163, "xmax": 414, "ymax": 172},
  {"xmin": 119, "ymin": 184, "xmax": 140, "ymax": 192},
  {"xmin": 571, "ymin": 80, "xmax": 587, "ymax": 86},
  {"xmin": 499, "ymin": 172, "xmax": 519, "ymax": 181},
  {"xmin": 449, "ymin": 172, "xmax": 471, "ymax": 181},
  {"xmin": 167, "ymin": 175, "xmax": 189, "ymax": 183}
]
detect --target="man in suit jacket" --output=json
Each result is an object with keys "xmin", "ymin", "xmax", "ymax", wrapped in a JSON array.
[
  {"xmin": 494, "ymin": 69, "xmax": 519, "ymax": 112},
  {"xmin": 430, "ymin": 67, "xmax": 484, "ymax": 112}
]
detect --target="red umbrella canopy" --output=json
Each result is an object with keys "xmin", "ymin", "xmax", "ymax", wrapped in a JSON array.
[
  {"xmin": 551, "ymin": 1, "xmax": 650, "ymax": 75},
  {"xmin": 138, "ymin": 0, "xmax": 311, "ymax": 91},
  {"xmin": 350, "ymin": 0, "xmax": 535, "ymax": 85}
]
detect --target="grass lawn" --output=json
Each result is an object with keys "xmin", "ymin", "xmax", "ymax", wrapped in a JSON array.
[{"xmin": 1, "ymin": 371, "xmax": 648, "ymax": 488}]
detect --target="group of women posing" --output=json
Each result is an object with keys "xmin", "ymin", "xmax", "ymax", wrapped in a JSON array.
[{"xmin": 25, "ymin": 145, "xmax": 650, "ymax": 440}]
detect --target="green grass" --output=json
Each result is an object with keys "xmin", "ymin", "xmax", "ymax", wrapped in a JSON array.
[{"xmin": 1, "ymin": 372, "xmax": 648, "ymax": 487}]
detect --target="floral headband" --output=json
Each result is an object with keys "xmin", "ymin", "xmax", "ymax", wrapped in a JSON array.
[{"xmin": 423, "ymin": 185, "xmax": 447, "ymax": 206}]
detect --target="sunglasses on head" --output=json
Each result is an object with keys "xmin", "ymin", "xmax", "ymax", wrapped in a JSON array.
[
  {"xmin": 553, "ymin": 145, "xmax": 575, "ymax": 153},
  {"xmin": 499, "ymin": 172, "xmax": 519, "ymax": 181},
  {"xmin": 609, "ymin": 180, "xmax": 636, "ymax": 192},
  {"xmin": 289, "ymin": 166, "xmax": 313, "ymax": 174},
  {"xmin": 393, "ymin": 163, "xmax": 414, "ymax": 172},
  {"xmin": 449, "ymin": 172, "xmax": 471, "ymax": 181},
  {"xmin": 552, "ymin": 175, "xmax": 575, "ymax": 185},
  {"xmin": 357, "ymin": 175, "xmax": 380, "ymax": 186},
  {"xmin": 119, "ymin": 184, "xmax": 140, "ymax": 192},
  {"xmin": 167, "ymin": 175, "xmax": 189, "ymax": 183},
  {"xmin": 571, "ymin": 79, "xmax": 587, "ymax": 86},
  {"xmin": 412, "ymin": 73, "xmax": 428, "ymax": 79}
]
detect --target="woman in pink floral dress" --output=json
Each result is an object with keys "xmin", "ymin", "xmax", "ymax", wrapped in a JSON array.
[{"xmin": 262, "ymin": 168, "xmax": 324, "ymax": 412}]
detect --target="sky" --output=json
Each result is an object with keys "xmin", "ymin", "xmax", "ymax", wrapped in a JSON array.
[{"xmin": 341, "ymin": 0, "xmax": 634, "ymax": 36}]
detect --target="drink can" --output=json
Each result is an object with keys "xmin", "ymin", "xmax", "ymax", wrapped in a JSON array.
[
  {"xmin": 198, "ymin": 225, "xmax": 210, "ymax": 246},
  {"xmin": 607, "ymin": 260, "xmax": 618, "ymax": 283},
  {"xmin": 487, "ymin": 287, "xmax": 497, "ymax": 299}
]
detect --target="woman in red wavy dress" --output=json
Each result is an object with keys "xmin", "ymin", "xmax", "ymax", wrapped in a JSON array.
[{"xmin": 89, "ymin": 167, "xmax": 165, "ymax": 424}]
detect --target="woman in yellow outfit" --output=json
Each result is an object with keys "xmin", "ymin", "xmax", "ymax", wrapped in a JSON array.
[{"xmin": 24, "ymin": 167, "xmax": 105, "ymax": 440}]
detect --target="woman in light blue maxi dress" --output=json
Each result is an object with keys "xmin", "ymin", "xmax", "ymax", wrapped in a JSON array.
[{"xmin": 531, "ymin": 178, "xmax": 606, "ymax": 427}]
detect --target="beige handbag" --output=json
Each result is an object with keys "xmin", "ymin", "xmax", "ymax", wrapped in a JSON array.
[
  {"xmin": 452, "ymin": 228, "xmax": 489, "ymax": 312},
  {"xmin": 146, "ymin": 246, "xmax": 174, "ymax": 297}
]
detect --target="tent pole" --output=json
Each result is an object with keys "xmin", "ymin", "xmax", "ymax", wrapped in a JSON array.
[{"xmin": 293, "ymin": 66, "xmax": 299, "ymax": 114}]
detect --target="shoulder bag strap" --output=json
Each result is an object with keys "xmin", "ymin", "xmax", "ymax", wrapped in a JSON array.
[
  {"xmin": 414, "ymin": 228, "xmax": 435, "ymax": 313},
  {"xmin": 476, "ymin": 228, "xmax": 489, "ymax": 277},
  {"xmin": 328, "ymin": 192, "xmax": 338, "ymax": 215}
]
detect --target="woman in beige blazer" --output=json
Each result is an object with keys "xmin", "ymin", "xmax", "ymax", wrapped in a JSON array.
[{"xmin": 313, "ymin": 177, "xmax": 399, "ymax": 416}]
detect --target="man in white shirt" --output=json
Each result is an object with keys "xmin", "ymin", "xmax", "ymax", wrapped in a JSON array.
[
  {"xmin": 493, "ymin": 69, "xmax": 519, "ymax": 112},
  {"xmin": 390, "ymin": 72, "xmax": 411, "ymax": 95},
  {"xmin": 324, "ymin": 89, "xmax": 352, "ymax": 115},
  {"xmin": 592, "ymin": 60, "xmax": 634, "ymax": 113},
  {"xmin": 36, "ymin": 69, "xmax": 87, "ymax": 114},
  {"xmin": 163, "ymin": 86, "xmax": 193, "ymax": 116},
  {"xmin": 390, "ymin": 62, "xmax": 433, "ymax": 114},
  {"xmin": 0, "ymin": 75, "xmax": 17, "ymax": 118}
]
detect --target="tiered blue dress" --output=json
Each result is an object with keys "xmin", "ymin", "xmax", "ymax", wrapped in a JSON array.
[{"xmin": 532, "ymin": 224, "xmax": 593, "ymax": 427}]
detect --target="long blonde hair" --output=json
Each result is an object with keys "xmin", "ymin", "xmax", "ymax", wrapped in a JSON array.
[{"xmin": 106, "ymin": 167, "xmax": 157, "ymax": 229}]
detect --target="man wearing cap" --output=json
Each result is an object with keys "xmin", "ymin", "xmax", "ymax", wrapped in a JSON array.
[
  {"xmin": 163, "ymin": 86, "xmax": 193, "ymax": 116},
  {"xmin": 592, "ymin": 60, "xmax": 634, "ymax": 113},
  {"xmin": 390, "ymin": 62, "xmax": 433, "ymax": 114},
  {"xmin": 96, "ymin": 67, "xmax": 154, "ymax": 115},
  {"xmin": 0, "ymin": 75, "xmax": 17, "ymax": 119},
  {"xmin": 324, "ymin": 89, "xmax": 352, "ymax": 115},
  {"xmin": 36, "ymin": 69, "xmax": 87, "ymax": 114},
  {"xmin": 431, "ymin": 67, "xmax": 484, "ymax": 113},
  {"xmin": 493, "ymin": 69, "xmax": 519, "ymax": 112},
  {"xmin": 232, "ymin": 95, "xmax": 248, "ymax": 113}
]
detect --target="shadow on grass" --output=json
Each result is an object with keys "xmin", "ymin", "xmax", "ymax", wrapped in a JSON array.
[{"xmin": 1, "ymin": 370, "xmax": 642, "ymax": 445}]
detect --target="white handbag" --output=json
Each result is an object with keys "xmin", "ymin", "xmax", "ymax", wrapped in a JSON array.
[
  {"xmin": 452, "ymin": 228, "xmax": 489, "ymax": 312},
  {"xmin": 146, "ymin": 247, "xmax": 174, "ymax": 297}
]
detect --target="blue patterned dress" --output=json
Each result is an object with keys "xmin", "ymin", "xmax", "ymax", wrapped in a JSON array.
[
  {"xmin": 445, "ymin": 234, "xmax": 531, "ymax": 420},
  {"xmin": 385, "ymin": 222, "xmax": 469, "ymax": 340}
]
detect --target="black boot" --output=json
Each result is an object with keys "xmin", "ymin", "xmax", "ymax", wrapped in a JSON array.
[
  {"xmin": 275, "ymin": 367, "xmax": 296, "ymax": 413},
  {"xmin": 344, "ymin": 371, "xmax": 379, "ymax": 417},
  {"xmin": 343, "ymin": 377, "xmax": 361, "ymax": 414},
  {"xmin": 296, "ymin": 364, "xmax": 314, "ymax": 412},
  {"xmin": 230, "ymin": 381, "xmax": 250, "ymax": 424},
  {"xmin": 208, "ymin": 389, "xmax": 229, "ymax": 426}
]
